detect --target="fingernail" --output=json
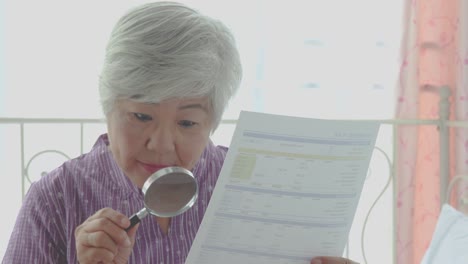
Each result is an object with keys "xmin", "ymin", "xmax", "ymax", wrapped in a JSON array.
[{"xmin": 311, "ymin": 259, "xmax": 322, "ymax": 264}]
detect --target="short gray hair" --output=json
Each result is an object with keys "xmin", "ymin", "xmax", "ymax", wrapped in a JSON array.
[{"xmin": 99, "ymin": 1, "xmax": 242, "ymax": 131}]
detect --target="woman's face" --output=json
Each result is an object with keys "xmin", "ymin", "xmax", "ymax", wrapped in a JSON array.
[{"xmin": 107, "ymin": 97, "xmax": 213, "ymax": 188}]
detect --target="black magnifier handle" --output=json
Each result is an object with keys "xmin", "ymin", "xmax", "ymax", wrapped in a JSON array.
[{"xmin": 125, "ymin": 208, "xmax": 148, "ymax": 232}]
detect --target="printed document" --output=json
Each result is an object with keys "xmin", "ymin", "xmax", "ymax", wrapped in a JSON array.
[{"xmin": 186, "ymin": 111, "xmax": 380, "ymax": 264}]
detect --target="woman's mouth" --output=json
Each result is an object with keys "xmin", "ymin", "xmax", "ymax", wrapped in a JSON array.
[{"xmin": 139, "ymin": 162, "xmax": 170, "ymax": 174}]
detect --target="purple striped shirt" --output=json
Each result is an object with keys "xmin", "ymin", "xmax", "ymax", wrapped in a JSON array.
[{"xmin": 3, "ymin": 134, "xmax": 227, "ymax": 264}]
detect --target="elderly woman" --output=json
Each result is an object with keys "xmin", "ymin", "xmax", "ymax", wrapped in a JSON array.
[{"xmin": 3, "ymin": 2, "xmax": 357, "ymax": 264}]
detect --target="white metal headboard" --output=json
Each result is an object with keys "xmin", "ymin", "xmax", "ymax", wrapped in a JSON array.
[{"xmin": 1, "ymin": 88, "xmax": 467, "ymax": 264}]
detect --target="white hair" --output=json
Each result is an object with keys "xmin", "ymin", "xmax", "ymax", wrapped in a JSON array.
[{"xmin": 99, "ymin": 1, "xmax": 242, "ymax": 131}]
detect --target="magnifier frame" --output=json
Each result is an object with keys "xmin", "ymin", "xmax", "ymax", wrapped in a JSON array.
[
  {"xmin": 143, "ymin": 166, "xmax": 198, "ymax": 217},
  {"xmin": 125, "ymin": 166, "xmax": 198, "ymax": 231}
]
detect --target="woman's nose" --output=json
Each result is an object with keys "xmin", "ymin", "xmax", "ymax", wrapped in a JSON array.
[{"xmin": 146, "ymin": 125, "xmax": 176, "ymax": 153}]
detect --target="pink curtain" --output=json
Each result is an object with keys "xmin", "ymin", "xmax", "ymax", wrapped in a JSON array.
[{"xmin": 396, "ymin": 0, "xmax": 468, "ymax": 264}]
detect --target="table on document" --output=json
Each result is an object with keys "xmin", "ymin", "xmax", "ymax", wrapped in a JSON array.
[{"xmin": 186, "ymin": 111, "xmax": 380, "ymax": 264}]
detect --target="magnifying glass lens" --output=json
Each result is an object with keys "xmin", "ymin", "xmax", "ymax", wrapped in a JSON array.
[
  {"xmin": 145, "ymin": 172, "xmax": 197, "ymax": 214},
  {"xmin": 125, "ymin": 167, "xmax": 198, "ymax": 231}
]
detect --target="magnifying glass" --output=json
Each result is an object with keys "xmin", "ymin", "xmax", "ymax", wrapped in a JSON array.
[{"xmin": 125, "ymin": 166, "xmax": 198, "ymax": 231}]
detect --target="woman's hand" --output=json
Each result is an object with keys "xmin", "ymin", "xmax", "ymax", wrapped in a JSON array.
[
  {"xmin": 311, "ymin": 256, "xmax": 359, "ymax": 264},
  {"xmin": 75, "ymin": 208, "xmax": 139, "ymax": 264}
]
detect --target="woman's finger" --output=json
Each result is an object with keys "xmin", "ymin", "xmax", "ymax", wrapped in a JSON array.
[
  {"xmin": 81, "ymin": 217, "xmax": 131, "ymax": 247},
  {"xmin": 311, "ymin": 256, "xmax": 359, "ymax": 264},
  {"xmin": 75, "ymin": 208, "xmax": 133, "ymax": 264},
  {"xmin": 84, "ymin": 207, "xmax": 130, "ymax": 229},
  {"xmin": 76, "ymin": 245, "xmax": 115, "ymax": 264}
]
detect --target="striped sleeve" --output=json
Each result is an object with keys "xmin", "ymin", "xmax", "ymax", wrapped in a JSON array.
[{"xmin": 3, "ymin": 170, "xmax": 67, "ymax": 263}]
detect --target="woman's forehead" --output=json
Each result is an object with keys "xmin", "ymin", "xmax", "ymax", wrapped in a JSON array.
[
  {"xmin": 117, "ymin": 97, "xmax": 211, "ymax": 111},
  {"xmin": 154, "ymin": 97, "xmax": 211, "ymax": 109},
  {"xmin": 174, "ymin": 97, "xmax": 210, "ymax": 106}
]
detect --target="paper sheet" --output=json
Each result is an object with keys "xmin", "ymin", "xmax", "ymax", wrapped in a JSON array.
[
  {"xmin": 186, "ymin": 111, "xmax": 380, "ymax": 264},
  {"xmin": 420, "ymin": 203, "xmax": 468, "ymax": 264}
]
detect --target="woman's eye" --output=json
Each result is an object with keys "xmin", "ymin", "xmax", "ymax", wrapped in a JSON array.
[
  {"xmin": 133, "ymin": 113, "xmax": 152, "ymax": 122},
  {"xmin": 178, "ymin": 120, "xmax": 197, "ymax": 128}
]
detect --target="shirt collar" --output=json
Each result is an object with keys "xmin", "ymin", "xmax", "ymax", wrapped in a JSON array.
[{"xmin": 92, "ymin": 134, "xmax": 141, "ymax": 197}]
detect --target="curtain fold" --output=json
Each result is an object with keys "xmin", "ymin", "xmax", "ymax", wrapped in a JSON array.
[
  {"xmin": 396, "ymin": 0, "xmax": 466, "ymax": 263},
  {"xmin": 454, "ymin": 0, "xmax": 468, "ymax": 216}
]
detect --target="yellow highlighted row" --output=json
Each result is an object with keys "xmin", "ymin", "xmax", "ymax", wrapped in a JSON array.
[{"xmin": 238, "ymin": 147, "xmax": 365, "ymax": 160}]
